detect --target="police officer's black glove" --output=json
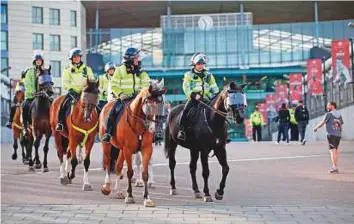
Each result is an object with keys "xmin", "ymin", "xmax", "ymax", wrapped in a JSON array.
[{"xmin": 190, "ymin": 92, "xmax": 201, "ymax": 100}]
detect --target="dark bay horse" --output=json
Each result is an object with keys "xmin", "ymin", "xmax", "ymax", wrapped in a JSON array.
[
  {"xmin": 11, "ymin": 87, "xmax": 28, "ymax": 164},
  {"xmin": 164, "ymin": 82, "xmax": 247, "ymax": 202},
  {"xmin": 50, "ymin": 77, "xmax": 99, "ymax": 190},
  {"xmin": 100, "ymin": 79, "xmax": 166, "ymax": 207},
  {"xmin": 27, "ymin": 68, "xmax": 54, "ymax": 172}
]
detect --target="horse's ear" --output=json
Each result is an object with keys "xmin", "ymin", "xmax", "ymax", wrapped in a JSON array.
[
  {"xmin": 148, "ymin": 84, "xmax": 153, "ymax": 93},
  {"xmin": 161, "ymin": 87, "xmax": 167, "ymax": 95},
  {"xmin": 230, "ymin": 81, "xmax": 236, "ymax": 90},
  {"xmin": 96, "ymin": 79, "xmax": 99, "ymax": 88},
  {"xmin": 240, "ymin": 83, "xmax": 247, "ymax": 89}
]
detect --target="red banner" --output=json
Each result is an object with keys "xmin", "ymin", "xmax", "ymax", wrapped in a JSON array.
[
  {"xmin": 289, "ymin": 73, "xmax": 303, "ymax": 102},
  {"xmin": 275, "ymin": 84, "xmax": 289, "ymax": 108},
  {"xmin": 265, "ymin": 94, "xmax": 277, "ymax": 121},
  {"xmin": 257, "ymin": 103, "xmax": 268, "ymax": 125},
  {"xmin": 244, "ymin": 119, "xmax": 252, "ymax": 140},
  {"xmin": 332, "ymin": 39, "xmax": 352, "ymax": 84},
  {"xmin": 307, "ymin": 59, "xmax": 323, "ymax": 95}
]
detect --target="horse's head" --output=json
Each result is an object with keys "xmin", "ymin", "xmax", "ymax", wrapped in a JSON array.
[
  {"xmin": 138, "ymin": 79, "xmax": 167, "ymax": 132},
  {"xmin": 37, "ymin": 66, "xmax": 54, "ymax": 97},
  {"xmin": 81, "ymin": 77, "xmax": 99, "ymax": 122},
  {"xmin": 219, "ymin": 81, "xmax": 247, "ymax": 124},
  {"xmin": 15, "ymin": 85, "xmax": 25, "ymax": 103}
]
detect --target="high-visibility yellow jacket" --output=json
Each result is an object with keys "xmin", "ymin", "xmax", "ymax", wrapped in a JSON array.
[
  {"xmin": 250, "ymin": 111, "xmax": 264, "ymax": 126},
  {"xmin": 62, "ymin": 63, "xmax": 94, "ymax": 94},
  {"xmin": 289, "ymin": 108, "xmax": 298, "ymax": 124},
  {"xmin": 182, "ymin": 69, "xmax": 219, "ymax": 100},
  {"xmin": 98, "ymin": 73, "xmax": 110, "ymax": 101}
]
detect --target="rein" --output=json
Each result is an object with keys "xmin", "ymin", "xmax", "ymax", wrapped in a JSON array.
[{"xmin": 197, "ymin": 100, "xmax": 230, "ymax": 119}]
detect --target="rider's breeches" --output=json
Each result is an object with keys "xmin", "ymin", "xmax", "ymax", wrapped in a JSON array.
[
  {"xmin": 97, "ymin": 100, "xmax": 107, "ymax": 115},
  {"xmin": 21, "ymin": 99, "xmax": 34, "ymax": 126},
  {"xmin": 58, "ymin": 93, "xmax": 74, "ymax": 123},
  {"xmin": 105, "ymin": 99, "xmax": 123, "ymax": 134},
  {"xmin": 180, "ymin": 99, "xmax": 197, "ymax": 129}
]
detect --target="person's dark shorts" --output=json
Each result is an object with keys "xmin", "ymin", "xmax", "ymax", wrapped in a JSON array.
[{"xmin": 327, "ymin": 135, "xmax": 341, "ymax": 150}]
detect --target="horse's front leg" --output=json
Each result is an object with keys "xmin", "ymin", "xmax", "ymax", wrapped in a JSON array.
[
  {"xmin": 214, "ymin": 147, "xmax": 229, "ymax": 201},
  {"xmin": 20, "ymin": 137, "xmax": 28, "ymax": 164},
  {"xmin": 101, "ymin": 142, "xmax": 113, "ymax": 195},
  {"xmin": 189, "ymin": 150, "xmax": 202, "ymax": 199},
  {"xmin": 82, "ymin": 138, "xmax": 94, "ymax": 191},
  {"xmin": 142, "ymin": 147, "xmax": 155, "ymax": 207},
  {"xmin": 134, "ymin": 152, "xmax": 143, "ymax": 187},
  {"xmin": 123, "ymin": 148, "xmax": 135, "ymax": 204},
  {"xmin": 12, "ymin": 137, "xmax": 18, "ymax": 160},
  {"xmin": 42, "ymin": 133, "xmax": 50, "ymax": 172},
  {"xmin": 26, "ymin": 139, "xmax": 34, "ymax": 171},
  {"xmin": 67, "ymin": 138, "xmax": 78, "ymax": 182},
  {"xmin": 33, "ymin": 135, "xmax": 43, "ymax": 169},
  {"xmin": 200, "ymin": 150, "xmax": 212, "ymax": 202}
]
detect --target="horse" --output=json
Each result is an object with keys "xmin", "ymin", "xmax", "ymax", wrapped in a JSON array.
[
  {"xmin": 164, "ymin": 82, "xmax": 247, "ymax": 202},
  {"xmin": 50, "ymin": 77, "xmax": 99, "ymax": 190},
  {"xmin": 100, "ymin": 79, "xmax": 166, "ymax": 207},
  {"xmin": 27, "ymin": 68, "xmax": 54, "ymax": 172},
  {"xmin": 11, "ymin": 87, "xmax": 28, "ymax": 164}
]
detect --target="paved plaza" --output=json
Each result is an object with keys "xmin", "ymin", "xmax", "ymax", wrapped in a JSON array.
[{"xmin": 1, "ymin": 141, "xmax": 354, "ymax": 223}]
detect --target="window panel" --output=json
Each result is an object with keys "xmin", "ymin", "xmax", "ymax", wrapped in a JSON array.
[
  {"xmin": 70, "ymin": 10, "xmax": 77, "ymax": 27},
  {"xmin": 32, "ymin": 7, "xmax": 43, "ymax": 24},
  {"xmin": 32, "ymin": 33, "xmax": 43, "ymax": 50},
  {"xmin": 50, "ymin": 60, "xmax": 61, "ymax": 77},
  {"xmin": 49, "ymin": 8, "xmax": 60, "ymax": 25},
  {"xmin": 50, "ymin": 35, "xmax": 61, "ymax": 51},
  {"xmin": 1, "ymin": 4, "xmax": 7, "ymax": 24},
  {"xmin": 1, "ymin": 31, "xmax": 7, "ymax": 51}
]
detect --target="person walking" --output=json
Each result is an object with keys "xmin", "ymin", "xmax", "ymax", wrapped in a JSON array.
[
  {"xmin": 276, "ymin": 103, "xmax": 290, "ymax": 145},
  {"xmin": 289, "ymin": 104, "xmax": 299, "ymax": 141},
  {"xmin": 313, "ymin": 102, "xmax": 344, "ymax": 174},
  {"xmin": 295, "ymin": 100, "xmax": 309, "ymax": 145},
  {"xmin": 250, "ymin": 106, "xmax": 264, "ymax": 142}
]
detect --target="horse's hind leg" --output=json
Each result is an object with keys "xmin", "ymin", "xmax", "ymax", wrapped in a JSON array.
[
  {"xmin": 134, "ymin": 152, "xmax": 143, "ymax": 187},
  {"xmin": 67, "ymin": 139, "xmax": 78, "ymax": 181},
  {"xmin": 12, "ymin": 137, "xmax": 18, "ymax": 160},
  {"xmin": 123, "ymin": 148, "xmax": 135, "ymax": 204},
  {"xmin": 42, "ymin": 134, "xmax": 50, "ymax": 172},
  {"xmin": 33, "ymin": 135, "xmax": 43, "ymax": 169},
  {"xmin": 20, "ymin": 137, "xmax": 28, "ymax": 164},
  {"xmin": 112, "ymin": 151, "xmax": 125, "ymax": 199},
  {"xmin": 26, "ymin": 139, "xmax": 34, "ymax": 171},
  {"xmin": 142, "ymin": 147, "xmax": 155, "ymax": 207},
  {"xmin": 214, "ymin": 147, "xmax": 229, "ymax": 201},
  {"xmin": 190, "ymin": 149, "xmax": 202, "ymax": 199},
  {"xmin": 82, "ymin": 139, "xmax": 94, "ymax": 191},
  {"xmin": 200, "ymin": 150, "xmax": 212, "ymax": 202}
]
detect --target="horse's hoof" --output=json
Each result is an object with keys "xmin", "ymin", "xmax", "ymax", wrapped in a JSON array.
[
  {"xmin": 101, "ymin": 186, "xmax": 111, "ymax": 196},
  {"xmin": 135, "ymin": 181, "xmax": 144, "ymax": 187},
  {"xmin": 204, "ymin": 196, "xmax": 213, "ymax": 202},
  {"xmin": 170, "ymin": 189, "xmax": 178, "ymax": 195},
  {"xmin": 82, "ymin": 184, "xmax": 93, "ymax": 191},
  {"xmin": 131, "ymin": 177, "xmax": 136, "ymax": 183},
  {"xmin": 144, "ymin": 199, "xmax": 155, "ymax": 207},
  {"xmin": 148, "ymin": 182, "xmax": 155, "ymax": 188},
  {"xmin": 113, "ymin": 192, "xmax": 125, "ymax": 199},
  {"xmin": 12, "ymin": 154, "xmax": 17, "ymax": 160},
  {"xmin": 42, "ymin": 167, "xmax": 49, "ymax": 173},
  {"xmin": 68, "ymin": 178, "xmax": 72, "ymax": 184},
  {"xmin": 35, "ymin": 163, "xmax": 42, "ymax": 169},
  {"xmin": 23, "ymin": 159, "xmax": 29, "ymax": 165},
  {"xmin": 215, "ymin": 191, "xmax": 223, "ymax": 200},
  {"xmin": 194, "ymin": 192, "xmax": 202, "ymax": 199},
  {"xmin": 60, "ymin": 176, "xmax": 69, "ymax": 185},
  {"xmin": 28, "ymin": 166, "xmax": 35, "ymax": 172},
  {"xmin": 125, "ymin": 196, "xmax": 135, "ymax": 204}
]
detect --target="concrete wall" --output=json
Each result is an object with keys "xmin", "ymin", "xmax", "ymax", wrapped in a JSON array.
[
  {"xmin": 272, "ymin": 104, "xmax": 354, "ymax": 142},
  {"xmin": 7, "ymin": 1, "xmax": 86, "ymax": 93}
]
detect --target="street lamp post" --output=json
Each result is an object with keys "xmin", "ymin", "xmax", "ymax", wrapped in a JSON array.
[{"xmin": 322, "ymin": 57, "xmax": 328, "ymax": 112}]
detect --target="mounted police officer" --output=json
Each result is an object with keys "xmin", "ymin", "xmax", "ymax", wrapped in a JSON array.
[
  {"xmin": 97, "ymin": 61, "xmax": 116, "ymax": 113},
  {"xmin": 21, "ymin": 52, "xmax": 45, "ymax": 135},
  {"xmin": 6, "ymin": 70, "xmax": 26, "ymax": 129},
  {"xmin": 101, "ymin": 47, "xmax": 152, "ymax": 143},
  {"xmin": 55, "ymin": 48, "xmax": 94, "ymax": 131},
  {"xmin": 177, "ymin": 52, "xmax": 219, "ymax": 141}
]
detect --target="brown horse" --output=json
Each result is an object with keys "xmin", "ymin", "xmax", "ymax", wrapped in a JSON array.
[
  {"xmin": 50, "ymin": 77, "xmax": 99, "ymax": 190},
  {"xmin": 100, "ymin": 79, "xmax": 166, "ymax": 207},
  {"xmin": 11, "ymin": 89, "xmax": 29, "ymax": 164},
  {"xmin": 27, "ymin": 68, "xmax": 54, "ymax": 172}
]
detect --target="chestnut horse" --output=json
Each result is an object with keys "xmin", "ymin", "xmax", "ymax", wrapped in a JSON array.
[
  {"xmin": 164, "ymin": 82, "xmax": 247, "ymax": 202},
  {"xmin": 100, "ymin": 79, "xmax": 166, "ymax": 207},
  {"xmin": 50, "ymin": 78, "xmax": 99, "ymax": 190},
  {"xmin": 28, "ymin": 68, "xmax": 54, "ymax": 172},
  {"xmin": 11, "ymin": 87, "xmax": 28, "ymax": 164}
]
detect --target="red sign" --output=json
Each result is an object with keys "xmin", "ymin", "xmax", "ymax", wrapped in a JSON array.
[
  {"xmin": 331, "ymin": 39, "xmax": 352, "ymax": 84},
  {"xmin": 307, "ymin": 59, "xmax": 323, "ymax": 95},
  {"xmin": 257, "ymin": 103, "xmax": 268, "ymax": 125},
  {"xmin": 275, "ymin": 84, "xmax": 289, "ymax": 108},
  {"xmin": 289, "ymin": 73, "xmax": 303, "ymax": 102},
  {"xmin": 266, "ymin": 94, "xmax": 276, "ymax": 104}
]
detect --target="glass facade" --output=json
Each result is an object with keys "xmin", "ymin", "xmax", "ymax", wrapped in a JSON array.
[
  {"xmin": 1, "ymin": 4, "xmax": 7, "ymax": 24},
  {"xmin": 87, "ymin": 19, "xmax": 353, "ymax": 70},
  {"xmin": 50, "ymin": 60, "xmax": 61, "ymax": 77},
  {"xmin": 1, "ymin": 57, "xmax": 8, "ymax": 76},
  {"xmin": 1, "ymin": 31, "xmax": 7, "ymax": 51},
  {"xmin": 50, "ymin": 35, "xmax": 61, "ymax": 51}
]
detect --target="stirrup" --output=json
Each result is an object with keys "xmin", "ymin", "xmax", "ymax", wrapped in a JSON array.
[
  {"xmin": 177, "ymin": 130, "xmax": 186, "ymax": 141},
  {"xmin": 102, "ymin": 133, "xmax": 111, "ymax": 143},
  {"xmin": 56, "ymin": 123, "xmax": 63, "ymax": 131}
]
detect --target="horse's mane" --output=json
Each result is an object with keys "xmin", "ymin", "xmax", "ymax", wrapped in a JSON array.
[{"xmin": 212, "ymin": 86, "xmax": 229, "ymax": 110}]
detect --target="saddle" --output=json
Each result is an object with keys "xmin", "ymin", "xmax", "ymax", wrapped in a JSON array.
[{"xmin": 112, "ymin": 99, "xmax": 132, "ymax": 135}]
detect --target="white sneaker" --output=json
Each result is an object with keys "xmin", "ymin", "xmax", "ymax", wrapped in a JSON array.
[
  {"xmin": 275, "ymin": 141, "xmax": 280, "ymax": 145},
  {"xmin": 286, "ymin": 142, "xmax": 291, "ymax": 145},
  {"xmin": 302, "ymin": 139, "xmax": 307, "ymax": 145}
]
